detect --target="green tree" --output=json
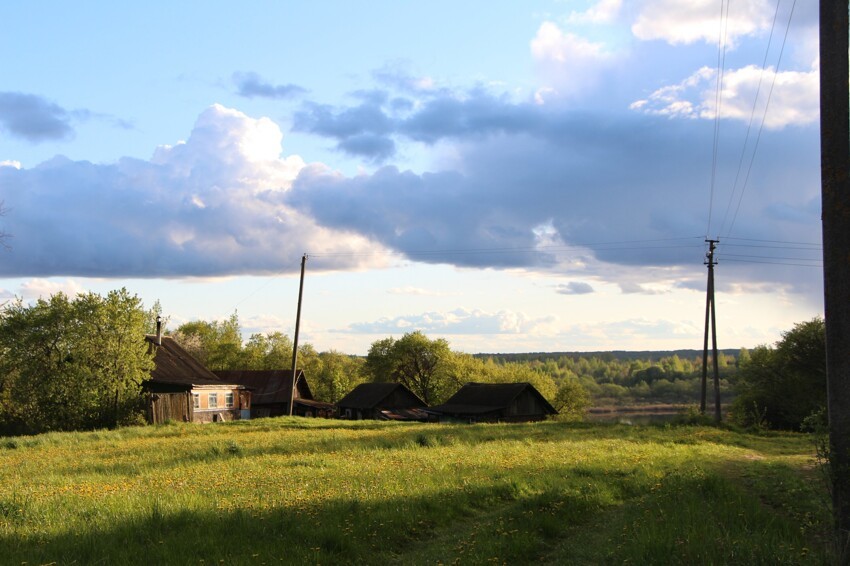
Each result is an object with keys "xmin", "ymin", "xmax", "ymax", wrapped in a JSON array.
[
  {"xmin": 364, "ymin": 331, "xmax": 455, "ymax": 404},
  {"xmin": 0, "ymin": 289, "xmax": 154, "ymax": 434},
  {"xmin": 731, "ymin": 318, "xmax": 826, "ymax": 430},
  {"xmin": 552, "ymin": 378, "xmax": 591, "ymax": 420},
  {"xmin": 173, "ymin": 312, "xmax": 243, "ymax": 370}
]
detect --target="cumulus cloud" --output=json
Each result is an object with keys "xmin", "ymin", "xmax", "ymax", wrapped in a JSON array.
[
  {"xmin": 18, "ymin": 278, "xmax": 88, "ymax": 299},
  {"xmin": 0, "ymin": 92, "xmax": 75, "ymax": 142},
  {"xmin": 632, "ymin": 0, "xmax": 774, "ymax": 46},
  {"xmin": 0, "ymin": 105, "xmax": 384, "ymax": 277},
  {"xmin": 530, "ymin": 22, "xmax": 616, "ymax": 95},
  {"xmin": 343, "ymin": 307, "xmax": 558, "ymax": 336},
  {"xmin": 631, "ymin": 64, "xmax": 819, "ymax": 128},
  {"xmin": 567, "ymin": 0, "xmax": 622, "ymax": 24},
  {"xmin": 556, "ymin": 281, "xmax": 595, "ymax": 295},
  {"xmin": 233, "ymin": 72, "xmax": 307, "ymax": 99}
]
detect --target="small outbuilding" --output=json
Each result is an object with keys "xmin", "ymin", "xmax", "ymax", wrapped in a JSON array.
[
  {"xmin": 426, "ymin": 382, "xmax": 557, "ymax": 423},
  {"xmin": 336, "ymin": 382, "xmax": 428, "ymax": 421},
  {"xmin": 214, "ymin": 369, "xmax": 336, "ymax": 418},
  {"xmin": 143, "ymin": 331, "xmax": 250, "ymax": 424}
]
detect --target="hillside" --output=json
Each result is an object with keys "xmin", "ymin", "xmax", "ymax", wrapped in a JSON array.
[{"xmin": 0, "ymin": 419, "xmax": 830, "ymax": 564}]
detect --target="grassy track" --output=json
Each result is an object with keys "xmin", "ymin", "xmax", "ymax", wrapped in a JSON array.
[{"xmin": 0, "ymin": 419, "xmax": 832, "ymax": 564}]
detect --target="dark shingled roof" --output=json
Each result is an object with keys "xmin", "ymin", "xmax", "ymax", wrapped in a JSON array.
[
  {"xmin": 144, "ymin": 335, "xmax": 230, "ymax": 387},
  {"xmin": 213, "ymin": 370, "xmax": 311, "ymax": 405},
  {"xmin": 336, "ymin": 382, "xmax": 426, "ymax": 410},
  {"xmin": 429, "ymin": 382, "xmax": 556, "ymax": 415}
]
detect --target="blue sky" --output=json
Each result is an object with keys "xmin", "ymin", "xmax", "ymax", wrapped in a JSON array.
[{"xmin": 0, "ymin": 1, "xmax": 824, "ymax": 354}]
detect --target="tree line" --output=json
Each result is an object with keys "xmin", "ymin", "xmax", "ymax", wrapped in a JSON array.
[{"xmin": 0, "ymin": 287, "xmax": 827, "ymax": 435}]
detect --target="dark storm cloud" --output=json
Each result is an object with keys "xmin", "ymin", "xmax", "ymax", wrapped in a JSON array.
[
  {"xmin": 0, "ymin": 92, "xmax": 74, "ymax": 142},
  {"xmin": 289, "ymin": 90, "xmax": 821, "ymax": 291},
  {"xmin": 233, "ymin": 72, "xmax": 307, "ymax": 100}
]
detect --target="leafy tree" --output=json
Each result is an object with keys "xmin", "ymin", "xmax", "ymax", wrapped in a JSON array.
[
  {"xmin": 731, "ymin": 318, "xmax": 826, "ymax": 430},
  {"xmin": 0, "ymin": 289, "xmax": 154, "ymax": 434},
  {"xmin": 173, "ymin": 312, "xmax": 243, "ymax": 370},
  {"xmin": 364, "ymin": 332, "xmax": 455, "ymax": 404},
  {"xmin": 552, "ymin": 378, "xmax": 591, "ymax": 420},
  {"xmin": 313, "ymin": 351, "xmax": 365, "ymax": 403}
]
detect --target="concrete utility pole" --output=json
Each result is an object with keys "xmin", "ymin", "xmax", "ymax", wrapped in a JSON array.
[
  {"xmin": 288, "ymin": 254, "xmax": 307, "ymax": 417},
  {"xmin": 819, "ymin": 1, "xmax": 850, "ymax": 560},
  {"xmin": 700, "ymin": 239, "xmax": 721, "ymax": 422}
]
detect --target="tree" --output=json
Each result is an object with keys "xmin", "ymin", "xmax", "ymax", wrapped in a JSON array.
[
  {"xmin": 0, "ymin": 289, "xmax": 154, "ymax": 434},
  {"xmin": 313, "ymin": 351, "xmax": 365, "ymax": 403},
  {"xmin": 173, "ymin": 312, "xmax": 243, "ymax": 370},
  {"xmin": 552, "ymin": 378, "xmax": 591, "ymax": 420},
  {"xmin": 731, "ymin": 318, "xmax": 826, "ymax": 430},
  {"xmin": 364, "ymin": 331, "xmax": 455, "ymax": 404}
]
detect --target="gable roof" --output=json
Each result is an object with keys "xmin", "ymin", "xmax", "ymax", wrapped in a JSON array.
[
  {"xmin": 336, "ymin": 382, "xmax": 426, "ymax": 410},
  {"xmin": 144, "ymin": 335, "xmax": 229, "ymax": 387},
  {"xmin": 429, "ymin": 382, "xmax": 556, "ymax": 415},
  {"xmin": 213, "ymin": 370, "xmax": 311, "ymax": 405}
]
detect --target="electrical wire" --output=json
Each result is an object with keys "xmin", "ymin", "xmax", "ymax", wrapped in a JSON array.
[
  {"xmin": 717, "ymin": 0, "xmax": 783, "ymax": 237},
  {"xmin": 722, "ymin": 0, "xmax": 798, "ymax": 240},
  {"xmin": 707, "ymin": 0, "xmax": 731, "ymax": 237}
]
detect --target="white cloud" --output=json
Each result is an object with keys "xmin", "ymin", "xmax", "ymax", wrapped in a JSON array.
[
  {"xmin": 530, "ymin": 22, "xmax": 615, "ymax": 95},
  {"xmin": 0, "ymin": 105, "xmax": 387, "ymax": 277},
  {"xmin": 387, "ymin": 286, "xmax": 451, "ymax": 297},
  {"xmin": 0, "ymin": 160, "xmax": 21, "ymax": 169},
  {"xmin": 567, "ymin": 0, "xmax": 622, "ymax": 24},
  {"xmin": 632, "ymin": 0, "xmax": 773, "ymax": 47},
  {"xmin": 630, "ymin": 63, "xmax": 819, "ymax": 128},
  {"xmin": 531, "ymin": 22, "xmax": 611, "ymax": 63},
  {"xmin": 18, "ymin": 278, "xmax": 88, "ymax": 299},
  {"xmin": 343, "ymin": 307, "xmax": 559, "ymax": 336}
]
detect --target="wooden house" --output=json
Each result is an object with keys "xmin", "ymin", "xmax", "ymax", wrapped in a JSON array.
[
  {"xmin": 336, "ymin": 382, "xmax": 428, "ymax": 421},
  {"xmin": 143, "ymin": 328, "xmax": 250, "ymax": 424},
  {"xmin": 426, "ymin": 382, "xmax": 557, "ymax": 423},
  {"xmin": 214, "ymin": 369, "xmax": 336, "ymax": 418}
]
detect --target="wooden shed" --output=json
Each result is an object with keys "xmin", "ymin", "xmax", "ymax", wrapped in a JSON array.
[
  {"xmin": 426, "ymin": 382, "xmax": 557, "ymax": 423},
  {"xmin": 336, "ymin": 382, "xmax": 428, "ymax": 421},
  {"xmin": 214, "ymin": 369, "xmax": 336, "ymax": 418},
  {"xmin": 143, "ymin": 334, "xmax": 250, "ymax": 424}
]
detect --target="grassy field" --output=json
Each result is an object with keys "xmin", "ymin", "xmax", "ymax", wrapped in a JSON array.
[{"xmin": 0, "ymin": 418, "xmax": 833, "ymax": 565}]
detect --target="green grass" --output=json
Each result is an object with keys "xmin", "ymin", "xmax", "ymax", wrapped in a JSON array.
[{"xmin": 0, "ymin": 419, "xmax": 832, "ymax": 564}]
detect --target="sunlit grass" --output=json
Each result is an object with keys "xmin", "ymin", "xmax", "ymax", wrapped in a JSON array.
[{"xmin": 0, "ymin": 419, "xmax": 831, "ymax": 564}]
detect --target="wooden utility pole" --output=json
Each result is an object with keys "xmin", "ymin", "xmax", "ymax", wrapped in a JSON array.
[
  {"xmin": 820, "ymin": 0, "xmax": 850, "ymax": 560},
  {"xmin": 288, "ymin": 254, "xmax": 307, "ymax": 416},
  {"xmin": 700, "ymin": 239, "xmax": 721, "ymax": 421}
]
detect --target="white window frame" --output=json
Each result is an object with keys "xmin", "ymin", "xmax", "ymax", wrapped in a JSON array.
[
  {"xmin": 208, "ymin": 393, "xmax": 218, "ymax": 409},
  {"xmin": 193, "ymin": 394, "xmax": 200, "ymax": 409},
  {"xmin": 225, "ymin": 392, "xmax": 234, "ymax": 408}
]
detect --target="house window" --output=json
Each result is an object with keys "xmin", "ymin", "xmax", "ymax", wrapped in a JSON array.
[
  {"xmin": 225, "ymin": 392, "xmax": 234, "ymax": 408},
  {"xmin": 193, "ymin": 394, "xmax": 200, "ymax": 409},
  {"xmin": 208, "ymin": 393, "xmax": 218, "ymax": 408}
]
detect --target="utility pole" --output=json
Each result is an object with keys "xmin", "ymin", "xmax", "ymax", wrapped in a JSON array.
[
  {"xmin": 289, "ymin": 254, "xmax": 307, "ymax": 417},
  {"xmin": 700, "ymin": 239, "xmax": 721, "ymax": 421},
  {"xmin": 820, "ymin": 0, "xmax": 850, "ymax": 560}
]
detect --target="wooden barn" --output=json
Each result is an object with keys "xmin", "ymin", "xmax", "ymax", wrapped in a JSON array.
[
  {"xmin": 214, "ymin": 369, "xmax": 336, "ymax": 418},
  {"xmin": 426, "ymin": 382, "xmax": 557, "ymax": 423},
  {"xmin": 336, "ymin": 382, "xmax": 428, "ymax": 421},
  {"xmin": 143, "ymin": 328, "xmax": 250, "ymax": 424}
]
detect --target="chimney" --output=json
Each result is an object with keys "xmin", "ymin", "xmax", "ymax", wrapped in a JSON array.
[{"xmin": 156, "ymin": 315, "xmax": 162, "ymax": 346}]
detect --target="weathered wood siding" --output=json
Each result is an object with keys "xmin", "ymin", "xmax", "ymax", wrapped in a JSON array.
[{"xmin": 148, "ymin": 392, "xmax": 193, "ymax": 424}]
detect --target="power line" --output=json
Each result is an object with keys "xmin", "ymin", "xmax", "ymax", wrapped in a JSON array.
[
  {"xmin": 717, "ymin": 0, "xmax": 783, "ymax": 237},
  {"xmin": 707, "ymin": 0, "xmax": 731, "ymax": 237},
  {"xmin": 719, "ymin": 257, "xmax": 822, "ymax": 268},
  {"xmin": 722, "ymin": 0, "xmax": 798, "ymax": 239}
]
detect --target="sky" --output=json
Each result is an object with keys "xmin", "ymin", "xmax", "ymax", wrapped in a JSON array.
[{"xmin": 0, "ymin": 0, "xmax": 824, "ymax": 355}]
